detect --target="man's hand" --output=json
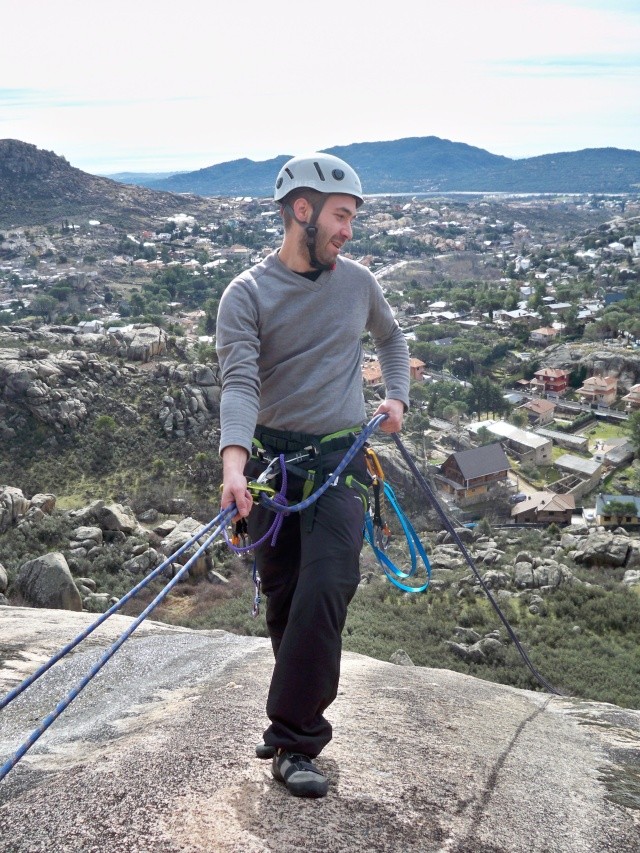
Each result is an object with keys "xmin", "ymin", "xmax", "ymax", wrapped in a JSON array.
[
  {"xmin": 221, "ymin": 445, "xmax": 253, "ymax": 519},
  {"xmin": 373, "ymin": 398, "xmax": 405, "ymax": 433}
]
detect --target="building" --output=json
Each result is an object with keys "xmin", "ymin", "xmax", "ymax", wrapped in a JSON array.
[
  {"xmin": 518, "ymin": 398, "xmax": 556, "ymax": 425},
  {"xmin": 594, "ymin": 438, "xmax": 635, "ymax": 468},
  {"xmin": 622, "ymin": 384, "xmax": 640, "ymax": 410},
  {"xmin": 554, "ymin": 454, "xmax": 604, "ymax": 499},
  {"xmin": 475, "ymin": 421, "xmax": 552, "ymax": 466},
  {"xmin": 577, "ymin": 375, "xmax": 618, "ymax": 408},
  {"xmin": 530, "ymin": 326, "xmax": 560, "ymax": 345},
  {"xmin": 511, "ymin": 491, "xmax": 575, "ymax": 525},
  {"xmin": 409, "ymin": 358, "xmax": 426, "ymax": 381},
  {"xmin": 595, "ymin": 493, "xmax": 640, "ymax": 527},
  {"xmin": 437, "ymin": 443, "xmax": 510, "ymax": 504},
  {"xmin": 532, "ymin": 368, "xmax": 570, "ymax": 397},
  {"xmin": 362, "ymin": 360, "xmax": 383, "ymax": 385},
  {"xmin": 534, "ymin": 427, "xmax": 588, "ymax": 454}
]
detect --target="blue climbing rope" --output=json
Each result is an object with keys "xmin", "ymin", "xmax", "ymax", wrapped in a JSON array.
[
  {"xmin": 1, "ymin": 413, "xmax": 433, "ymax": 783},
  {"xmin": 0, "ymin": 506, "xmax": 235, "ymax": 783},
  {"xmin": 0, "ymin": 507, "xmax": 235, "ymax": 714},
  {"xmin": 364, "ymin": 480, "xmax": 431, "ymax": 593}
]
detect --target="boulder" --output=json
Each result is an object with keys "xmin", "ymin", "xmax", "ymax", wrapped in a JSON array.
[
  {"xmin": 30, "ymin": 493, "xmax": 56, "ymax": 514},
  {"xmin": 0, "ymin": 485, "xmax": 30, "ymax": 532},
  {"xmin": 71, "ymin": 526, "xmax": 103, "ymax": 547},
  {"xmin": 481, "ymin": 570, "xmax": 510, "ymax": 589},
  {"xmin": 83, "ymin": 592, "xmax": 117, "ymax": 612},
  {"xmin": 390, "ymin": 648, "xmax": 415, "ymax": 666},
  {"xmin": 95, "ymin": 503, "xmax": 137, "ymax": 534},
  {"xmin": 514, "ymin": 560, "xmax": 577, "ymax": 589},
  {"xmin": 108, "ymin": 324, "xmax": 167, "ymax": 362},
  {"xmin": 153, "ymin": 519, "xmax": 177, "ymax": 537},
  {"xmin": 68, "ymin": 499, "xmax": 105, "ymax": 525},
  {"xmin": 573, "ymin": 532, "xmax": 630, "ymax": 567},
  {"xmin": 625, "ymin": 542, "xmax": 640, "ymax": 569},
  {"xmin": 123, "ymin": 549, "xmax": 160, "ymax": 575},
  {"xmin": 160, "ymin": 517, "xmax": 213, "ymax": 579},
  {"xmin": 17, "ymin": 553, "xmax": 82, "ymax": 611},
  {"xmin": 0, "ymin": 562, "xmax": 7, "ymax": 594}
]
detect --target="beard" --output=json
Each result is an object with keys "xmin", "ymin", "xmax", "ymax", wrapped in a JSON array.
[{"xmin": 300, "ymin": 224, "xmax": 340, "ymax": 270}]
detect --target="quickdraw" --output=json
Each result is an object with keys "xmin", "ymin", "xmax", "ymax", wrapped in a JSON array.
[{"xmin": 365, "ymin": 447, "xmax": 392, "ymax": 550}]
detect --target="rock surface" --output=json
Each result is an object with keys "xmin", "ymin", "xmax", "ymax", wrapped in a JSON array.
[{"xmin": 1, "ymin": 607, "xmax": 639, "ymax": 852}]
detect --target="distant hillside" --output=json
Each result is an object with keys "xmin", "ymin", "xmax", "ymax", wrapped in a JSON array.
[
  {"xmin": 139, "ymin": 136, "xmax": 640, "ymax": 196},
  {"xmin": 104, "ymin": 170, "xmax": 187, "ymax": 183},
  {"xmin": 0, "ymin": 140, "xmax": 224, "ymax": 228}
]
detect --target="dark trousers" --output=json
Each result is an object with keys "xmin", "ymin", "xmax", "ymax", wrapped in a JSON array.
[{"xmin": 247, "ymin": 448, "xmax": 366, "ymax": 758}]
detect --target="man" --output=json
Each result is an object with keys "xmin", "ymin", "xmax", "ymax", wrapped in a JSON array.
[{"xmin": 217, "ymin": 152, "xmax": 410, "ymax": 797}]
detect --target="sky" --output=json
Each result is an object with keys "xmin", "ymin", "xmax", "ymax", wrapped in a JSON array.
[{"xmin": 1, "ymin": 0, "xmax": 639, "ymax": 176}]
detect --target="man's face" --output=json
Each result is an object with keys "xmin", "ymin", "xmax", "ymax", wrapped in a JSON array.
[{"xmin": 310, "ymin": 194, "xmax": 357, "ymax": 267}]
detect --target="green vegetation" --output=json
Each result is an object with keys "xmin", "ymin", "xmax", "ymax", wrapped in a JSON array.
[{"xmin": 125, "ymin": 547, "xmax": 640, "ymax": 710}]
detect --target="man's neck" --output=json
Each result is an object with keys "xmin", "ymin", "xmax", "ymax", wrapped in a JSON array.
[{"xmin": 278, "ymin": 240, "xmax": 314, "ymax": 274}]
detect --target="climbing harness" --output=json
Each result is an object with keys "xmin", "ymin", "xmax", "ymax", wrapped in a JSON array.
[
  {"xmin": 0, "ymin": 413, "xmax": 560, "ymax": 785},
  {"xmin": 223, "ymin": 417, "xmax": 431, "ymax": 605}
]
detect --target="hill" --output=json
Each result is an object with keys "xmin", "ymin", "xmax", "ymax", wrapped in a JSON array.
[
  {"xmin": 135, "ymin": 136, "xmax": 640, "ymax": 196},
  {"xmin": 0, "ymin": 140, "xmax": 226, "ymax": 228}
]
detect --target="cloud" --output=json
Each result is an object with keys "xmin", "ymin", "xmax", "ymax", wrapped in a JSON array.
[
  {"xmin": 1, "ymin": 0, "xmax": 639, "ymax": 171},
  {"xmin": 493, "ymin": 53, "xmax": 640, "ymax": 78}
]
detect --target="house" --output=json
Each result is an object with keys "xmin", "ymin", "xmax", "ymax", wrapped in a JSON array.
[
  {"xmin": 577, "ymin": 375, "xmax": 618, "ymax": 408},
  {"xmin": 437, "ymin": 443, "xmax": 510, "ymax": 504},
  {"xmin": 474, "ymin": 421, "xmax": 552, "ymax": 466},
  {"xmin": 532, "ymin": 368, "xmax": 570, "ymax": 397},
  {"xmin": 362, "ymin": 361, "xmax": 383, "ymax": 385},
  {"xmin": 409, "ymin": 358, "xmax": 425, "ymax": 381},
  {"xmin": 518, "ymin": 398, "xmax": 556, "ymax": 425},
  {"xmin": 555, "ymin": 454, "xmax": 602, "ymax": 477},
  {"xmin": 76, "ymin": 319, "xmax": 104, "ymax": 334},
  {"xmin": 595, "ymin": 493, "xmax": 640, "ymax": 527},
  {"xmin": 622, "ymin": 384, "xmax": 640, "ymax": 410},
  {"xmin": 494, "ymin": 308, "xmax": 539, "ymax": 327},
  {"xmin": 511, "ymin": 491, "xmax": 575, "ymax": 525},
  {"xmin": 530, "ymin": 326, "xmax": 560, "ymax": 345},
  {"xmin": 534, "ymin": 427, "xmax": 588, "ymax": 454},
  {"xmin": 594, "ymin": 438, "xmax": 635, "ymax": 468}
]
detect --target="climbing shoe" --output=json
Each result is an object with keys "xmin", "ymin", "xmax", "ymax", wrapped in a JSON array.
[
  {"xmin": 271, "ymin": 750, "xmax": 328, "ymax": 798},
  {"xmin": 255, "ymin": 741, "xmax": 276, "ymax": 759}
]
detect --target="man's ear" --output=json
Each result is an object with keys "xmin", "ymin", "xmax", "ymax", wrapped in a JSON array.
[{"xmin": 291, "ymin": 196, "xmax": 311, "ymax": 224}]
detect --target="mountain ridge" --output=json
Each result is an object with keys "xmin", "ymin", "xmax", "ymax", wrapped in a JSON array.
[
  {"xmin": 0, "ymin": 139, "xmax": 226, "ymax": 228},
  {"xmin": 127, "ymin": 135, "xmax": 640, "ymax": 196},
  {"xmin": 2, "ymin": 136, "xmax": 640, "ymax": 229}
]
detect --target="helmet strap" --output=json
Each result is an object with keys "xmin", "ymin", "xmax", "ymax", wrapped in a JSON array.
[{"xmin": 284, "ymin": 198, "xmax": 332, "ymax": 271}]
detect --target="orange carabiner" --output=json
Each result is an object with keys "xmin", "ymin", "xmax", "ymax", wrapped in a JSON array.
[{"xmin": 365, "ymin": 447, "xmax": 385, "ymax": 482}]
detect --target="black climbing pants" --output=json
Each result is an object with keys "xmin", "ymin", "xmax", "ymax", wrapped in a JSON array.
[{"xmin": 246, "ymin": 446, "xmax": 367, "ymax": 758}]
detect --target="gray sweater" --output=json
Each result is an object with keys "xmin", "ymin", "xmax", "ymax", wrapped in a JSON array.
[{"xmin": 216, "ymin": 251, "xmax": 410, "ymax": 454}]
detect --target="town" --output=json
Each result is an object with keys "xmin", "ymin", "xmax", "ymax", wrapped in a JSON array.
[{"xmin": 1, "ymin": 190, "xmax": 640, "ymax": 529}]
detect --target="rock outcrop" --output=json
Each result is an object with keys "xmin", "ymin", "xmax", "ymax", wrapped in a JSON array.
[
  {"xmin": 0, "ymin": 608, "xmax": 638, "ymax": 852},
  {"xmin": 16, "ymin": 553, "xmax": 82, "ymax": 610},
  {"xmin": 540, "ymin": 341, "xmax": 640, "ymax": 390}
]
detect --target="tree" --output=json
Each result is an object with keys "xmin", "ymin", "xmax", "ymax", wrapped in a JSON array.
[
  {"xmin": 626, "ymin": 411, "xmax": 640, "ymax": 453},
  {"xmin": 31, "ymin": 294, "xmax": 58, "ymax": 322},
  {"xmin": 510, "ymin": 409, "xmax": 529, "ymax": 428}
]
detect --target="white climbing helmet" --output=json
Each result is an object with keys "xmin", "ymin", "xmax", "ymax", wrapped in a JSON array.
[{"xmin": 274, "ymin": 152, "xmax": 364, "ymax": 207}]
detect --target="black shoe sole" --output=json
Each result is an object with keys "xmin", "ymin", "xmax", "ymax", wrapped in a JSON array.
[{"xmin": 255, "ymin": 742, "xmax": 276, "ymax": 759}]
